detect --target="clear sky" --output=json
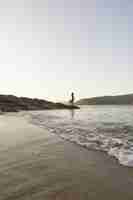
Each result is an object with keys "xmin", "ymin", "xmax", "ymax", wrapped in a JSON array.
[{"xmin": 0, "ymin": 0, "xmax": 132, "ymax": 101}]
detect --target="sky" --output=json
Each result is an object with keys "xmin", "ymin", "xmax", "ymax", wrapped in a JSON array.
[{"xmin": 0, "ymin": 0, "xmax": 132, "ymax": 101}]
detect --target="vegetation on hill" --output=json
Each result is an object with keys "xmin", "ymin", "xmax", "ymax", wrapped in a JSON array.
[
  {"xmin": 0, "ymin": 95, "xmax": 79, "ymax": 112},
  {"xmin": 76, "ymin": 94, "xmax": 133, "ymax": 105}
]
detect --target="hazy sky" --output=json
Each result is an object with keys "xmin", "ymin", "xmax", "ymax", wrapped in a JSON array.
[{"xmin": 0, "ymin": 0, "xmax": 132, "ymax": 101}]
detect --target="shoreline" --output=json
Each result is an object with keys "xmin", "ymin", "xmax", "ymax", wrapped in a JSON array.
[{"xmin": 0, "ymin": 113, "xmax": 133, "ymax": 199}]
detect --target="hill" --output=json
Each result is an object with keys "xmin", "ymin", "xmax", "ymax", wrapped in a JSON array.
[
  {"xmin": 76, "ymin": 94, "xmax": 133, "ymax": 105},
  {"xmin": 0, "ymin": 95, "xmax": 79, "ymax": 112}
]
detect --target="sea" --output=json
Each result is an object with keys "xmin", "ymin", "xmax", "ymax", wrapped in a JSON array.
[{"xmin": 29, "ymin": 105, "xmax": 133, "ymax": 167}]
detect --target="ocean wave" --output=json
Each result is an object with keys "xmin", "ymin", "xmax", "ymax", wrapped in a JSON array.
[{"xmin": 29, "ymin": 111, "xmax": 133, "ymax": 167}]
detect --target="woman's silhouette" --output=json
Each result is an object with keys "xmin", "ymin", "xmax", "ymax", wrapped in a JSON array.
[{"xmin": 69, "ymin": 92, "xmax": 75, "ymax": 106}]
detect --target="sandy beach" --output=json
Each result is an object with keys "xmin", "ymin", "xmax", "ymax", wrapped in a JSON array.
[{"xmin": 0, "ymin": 113, "xmax": 133, "ymax": 200}]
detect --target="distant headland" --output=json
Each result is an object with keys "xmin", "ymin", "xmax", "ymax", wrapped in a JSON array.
[
  {"xmin": 76, "ymin": 94, "xmax": 133, "ymax": 105},
  {"xmin": 0, "ymin": 95, "xmax": 79, "ymax": 113}
]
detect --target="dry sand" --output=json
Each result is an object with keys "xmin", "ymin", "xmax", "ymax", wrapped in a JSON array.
[{"xmin": 0, "ymin": 112, "xmax": 133, "ymax": 200}]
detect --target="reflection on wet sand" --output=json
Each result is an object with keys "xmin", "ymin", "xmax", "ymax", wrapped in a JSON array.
[{"xmin": 69, "ymin": 109, "xmax": 75, "ymax": 119}]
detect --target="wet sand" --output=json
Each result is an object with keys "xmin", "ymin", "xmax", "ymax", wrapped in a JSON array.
[{"xmin": 0, "ymin": 113, "xmax": 133, "ymax": 199}]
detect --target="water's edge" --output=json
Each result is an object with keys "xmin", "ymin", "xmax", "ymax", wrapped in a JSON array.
[{"xmin": 26, "ymin": 107, "xmax": 133, "ymax": 168}]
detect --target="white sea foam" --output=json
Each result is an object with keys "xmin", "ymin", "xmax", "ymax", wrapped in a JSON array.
[
  {"xmin": 109, "ymin": 146, "xmax": 133, "ymax": 167},
  {"xmin": 29, "ymin": 106, "xmax": 133, "ymax": 167}
]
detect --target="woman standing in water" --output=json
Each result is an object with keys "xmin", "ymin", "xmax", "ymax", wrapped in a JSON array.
[
  {"xmin": 70, "ymin": 92, "xmax": 75, "ymax": 106},
  {"xmin": 69, "ymin": 92, "xmax": 75, "ymax": 119}
]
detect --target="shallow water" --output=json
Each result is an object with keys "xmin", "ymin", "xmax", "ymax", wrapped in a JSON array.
[{"xmin": 29, "ymin": 106, "xmax": 133, "ymax": 167}]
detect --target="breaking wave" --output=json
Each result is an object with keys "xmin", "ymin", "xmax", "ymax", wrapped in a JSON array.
[{"xmin": 29, "ymin": 106, "xmax": 133, "ymax": 167}]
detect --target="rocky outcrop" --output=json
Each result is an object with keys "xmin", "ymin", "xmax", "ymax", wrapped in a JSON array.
[
  {"xmin": 0, "ymin": 95, "xmax": 79, "ymax": 112},
  {"xmin": 54, "ymin": 103, "xmax": 79, "ymax": 109}
]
